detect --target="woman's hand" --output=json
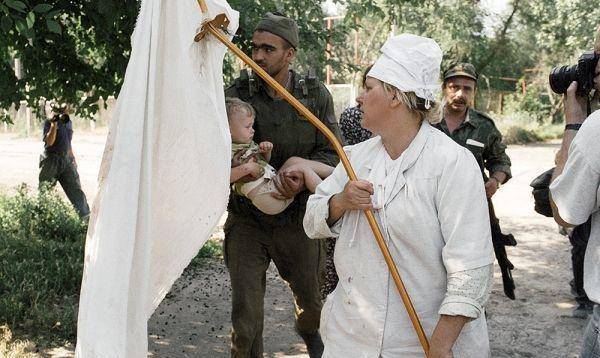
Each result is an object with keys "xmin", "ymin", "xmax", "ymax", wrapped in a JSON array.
[
  {"xmin": 338, "ymin": 180, "xmax": 374, "ymax": 211},
  {"xmin": 327, "ymin": 180, "xmax": 374, "ymax": 225}
]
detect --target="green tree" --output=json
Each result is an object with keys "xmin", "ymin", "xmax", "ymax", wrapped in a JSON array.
[
  {"xmin": 504, "ymin": 0, "xmax": 600, "ymax": 122},
  {"xmin": 0, "ymin": 0, "xmax": 139, "ymax": 122},
  {"xmin": 1, "ymin": 0, "xmax": 347, "ymax": 122}
]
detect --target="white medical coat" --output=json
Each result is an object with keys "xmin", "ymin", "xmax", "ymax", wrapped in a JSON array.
[{"xmin": 304, "ymin": 122, "xmax": 494, "ymax": 358}]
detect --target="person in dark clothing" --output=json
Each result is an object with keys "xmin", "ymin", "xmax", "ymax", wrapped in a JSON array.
[
  {"xmin": 223, "ymin": 12, "xmax": 341, "ymax": 358},
  {"xmin": 570, "ymin": 219, "xmax": 594, "ymax": 318},
  {"xmin": 39, "ymin": 112, "xmax": 90, "ymax": 218},
  {"xmin": 434, "ymin": 63, "xmax": 517, "ymax": 300}
]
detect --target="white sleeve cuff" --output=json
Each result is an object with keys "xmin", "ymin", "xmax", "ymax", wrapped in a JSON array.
[
  {"xmin": 439, "ymin": 296, "xmax": 483, "ymax": 319},
  {"xmin": 438, "ymin": 264, "xmax": 493, "ymax": 319},
  {"xmin": 303, "ymin": 194, "xmax": 341, "ymax": 239}
]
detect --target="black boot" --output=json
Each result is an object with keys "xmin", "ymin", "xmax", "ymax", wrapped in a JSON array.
[{"xmin": 298, "ymin": 331, "xmax": 324, "ymax": 358}]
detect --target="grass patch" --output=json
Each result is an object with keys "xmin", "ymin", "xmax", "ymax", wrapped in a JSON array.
[
  {"xmin": 0, "ymin": 326, "xmax": 37, "ymax": 358},
  {"xmin": 0, "ymin": 184, "xmax": 86, "ymax": 346},
  {"xmin": 0, "ymin": 184, "xmax": 224, "ymax": 348},
  {"xmin": 189, "ymin": 238, "xmax": 223, "ymax": 267},
  {"xmin": 494, "ymin": 111, "xmax": 563, "ymax": 145}
]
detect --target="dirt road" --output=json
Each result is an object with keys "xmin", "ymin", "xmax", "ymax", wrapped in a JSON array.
[{"xmin": 0, "ymin": 133, "xmax": 588, "ymax": 357}]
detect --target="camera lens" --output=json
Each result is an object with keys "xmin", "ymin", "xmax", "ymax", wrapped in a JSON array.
[{"xmin": 549, "ymin": 64, "xmax": 578, "ymax": 94}]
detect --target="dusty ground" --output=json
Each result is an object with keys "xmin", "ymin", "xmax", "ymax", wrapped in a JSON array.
[{"xmin": 0, "ymin": 132, "xmax": 588, "ymax": 357}]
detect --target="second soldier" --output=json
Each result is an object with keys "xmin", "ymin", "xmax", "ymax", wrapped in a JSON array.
[{"xmin": 435, "ymin": 63, "xmax": 517, "ymax": 300}]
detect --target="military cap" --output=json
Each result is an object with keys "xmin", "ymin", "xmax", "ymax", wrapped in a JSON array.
[
  {"xmin": 255, "ymin": 12, "xmax": 299, "ymax": 49},
  {"xmin": 443, "ymin": 62, "xmax": 479, "ymax": 82}
]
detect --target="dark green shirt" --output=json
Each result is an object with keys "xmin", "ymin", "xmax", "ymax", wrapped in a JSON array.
[
  {"xmin": 225, "ymin": 70, "xmax": 341, "ymax": 218},
  {"xmin": 434, "ymin": 108, "xmax": 512, "ymax": 181}
]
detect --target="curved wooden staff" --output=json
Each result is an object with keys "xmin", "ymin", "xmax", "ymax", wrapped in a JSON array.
[{"xmin": 194, "ymin": 1, "xmax": 430, "ymax": 355}]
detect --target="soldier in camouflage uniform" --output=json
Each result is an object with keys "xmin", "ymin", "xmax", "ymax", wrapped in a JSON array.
[
  {"xmin": 434, "ymin": 63, "xmax": 517, "ymax": 300},
  {"xmin": 223, "ymin": 12, "xmax": 341, "ymax": 358}
]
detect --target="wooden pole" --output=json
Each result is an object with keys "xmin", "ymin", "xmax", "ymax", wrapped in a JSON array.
[{"xmin": 196, "ymin": 12, "xmax": 430, "ymax": 357}]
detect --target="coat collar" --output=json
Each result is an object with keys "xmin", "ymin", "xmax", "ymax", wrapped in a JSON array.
[
  {"xmin": 464, "ymin": 108, "xmax": 480, "ymax": 128},
  {"xmin": 360, "ymin": 121, "xmax": 432, "ymax": 205}
]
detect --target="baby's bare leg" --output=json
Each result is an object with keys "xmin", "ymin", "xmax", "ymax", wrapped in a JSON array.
[{"xmin": 299, "ymin": 167, "xmax": 323, "ymax": 193}]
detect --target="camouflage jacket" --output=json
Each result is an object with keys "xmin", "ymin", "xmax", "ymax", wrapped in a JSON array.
[{"xmin": 434, "ymin": 108, "xmax": 512, "ymax": 182}]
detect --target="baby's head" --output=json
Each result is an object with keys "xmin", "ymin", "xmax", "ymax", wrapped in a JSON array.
[{"xmin": 226, "ymin": 97, "xmax": 256, "ymax": 144}]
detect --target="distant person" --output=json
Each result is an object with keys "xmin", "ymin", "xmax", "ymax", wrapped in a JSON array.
[
  {"xmin": 434, "ymin": 62, "xmax": 517, "ymax": 300},
  {"xmin": 568, "ymin": 219, "xmax": 594, "ymax": 318},
  {"xmin": 39, "ymin": 108, "xmax": 90, "ymax": 218},
  {"xmin": 339, "ymin": 65, "xmax": 373, "ymax": 146}
]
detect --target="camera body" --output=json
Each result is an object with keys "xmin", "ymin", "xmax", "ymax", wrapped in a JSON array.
[
  {"xmin": 49, "ymin": 113, "xmax": 70, "ymax": 124},
  {"xmin": 549, "ymin": 51, "xmax": 599, "ymax": 96}
]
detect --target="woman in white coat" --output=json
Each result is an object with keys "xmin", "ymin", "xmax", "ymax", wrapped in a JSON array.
[{"xmin": 303, "ymin": 34, "xmax": 494, "ymax": 358}]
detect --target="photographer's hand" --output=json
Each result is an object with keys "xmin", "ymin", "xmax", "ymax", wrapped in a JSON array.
[
  {"xmin": 550, "ymin": 81, "xmax": 589, "ymax": 228},
  {"xmin": 563, "ymin": 81, "xmax": 588, "ymax": 125}
]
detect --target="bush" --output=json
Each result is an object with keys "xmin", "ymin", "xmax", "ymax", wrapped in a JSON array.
[
  {"xmin": 189, "ymin": 239, "xmax": 223, "ymax": 268},
  {"xmin": 0, "ymin": 184, "xmax": 87, "ymax": 344},
  {"xmin": 493, "ymin": 111, "xmax": 563, "ymax": 145},
  {"xmin": 0, "ymin": 184, "xmax": 223, "ymax": 347}
]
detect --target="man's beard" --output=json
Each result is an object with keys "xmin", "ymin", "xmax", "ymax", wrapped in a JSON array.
[{"xmin": 255, "ymin": 59, "xmax": 286, "ymax": 77}]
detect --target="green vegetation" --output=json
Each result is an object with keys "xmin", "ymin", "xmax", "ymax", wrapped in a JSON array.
[
  {"xmin": 3, "ymin": 0, "xmax": 599, "ymax": 140},
  {"xmin": 0, "ymin": 184, "xmax": 223, "ymax": 348},
  {"xmin": 494, "ymin": 112, "xmax": 563, "ymax": 145},
  {"xmin": 0, "ymin": 184, "xmax": 86, "ymax": 344},
  {"xmin": 0, "ymin": 325, "xmax": 37, "ymax": 358}
]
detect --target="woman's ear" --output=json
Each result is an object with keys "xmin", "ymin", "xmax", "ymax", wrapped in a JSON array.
[{"xmin": 389, "ymin": 90, "xmax": 402, "ymax": 109}]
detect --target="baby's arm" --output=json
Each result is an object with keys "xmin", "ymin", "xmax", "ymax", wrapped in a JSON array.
[{"xmin": 258, "ymin": 141, "xmax": 273, "ymax": 162}]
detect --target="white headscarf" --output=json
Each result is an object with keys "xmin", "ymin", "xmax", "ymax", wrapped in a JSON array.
[{"xmin": 368, "ymin": 33, "xmax": 443, "ymax": 108}]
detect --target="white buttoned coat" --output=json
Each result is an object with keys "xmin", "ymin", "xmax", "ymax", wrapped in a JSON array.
[{"xmin": 304, "ymin": 122, "xmax": 494, "ymax": 358}]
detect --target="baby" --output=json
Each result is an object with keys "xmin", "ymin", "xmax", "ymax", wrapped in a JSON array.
[{"xmin": 226, "ymin": 97, "xmax": 333, "ymax": 215}]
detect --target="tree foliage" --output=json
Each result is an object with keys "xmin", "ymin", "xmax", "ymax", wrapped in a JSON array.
[
  {"xmin": 0, "ymin": 0, "xmax": 138, "ymax": 120},
  {"xmin": 0, "ymin": 0, "xmax": 599, "ymax": 122}
]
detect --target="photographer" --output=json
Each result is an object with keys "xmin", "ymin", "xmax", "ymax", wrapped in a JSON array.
[
  {"xmin": 550, "ymin": 27, "xmax": 600, "ymax": 358},
  {"xmin": 39, "ymin": 107, "xmax": 90, "ymax": 218}
]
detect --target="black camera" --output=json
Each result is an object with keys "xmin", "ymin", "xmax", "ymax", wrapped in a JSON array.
[{"xmin": 549, "ymin": 51, "xmax": 599, "ymax": 96}]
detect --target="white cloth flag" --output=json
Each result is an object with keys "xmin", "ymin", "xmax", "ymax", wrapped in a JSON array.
[{"xmin": 75, "ymin": 1, "xmax": 238, "ymax": 356}]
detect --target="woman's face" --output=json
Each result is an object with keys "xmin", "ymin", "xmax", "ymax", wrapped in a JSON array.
[{"xmin": 356, "ymin": 77, "xmax": 393, "ymax": 134}]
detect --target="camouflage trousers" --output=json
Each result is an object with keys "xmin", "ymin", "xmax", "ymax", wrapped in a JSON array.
[
  {"xmin": 39, "ymin": 153, "xmax": 90, "ymax": 218},
  {"xmin": 224, "ymin": 210, "xmax": 324, "ymax": 358}
]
